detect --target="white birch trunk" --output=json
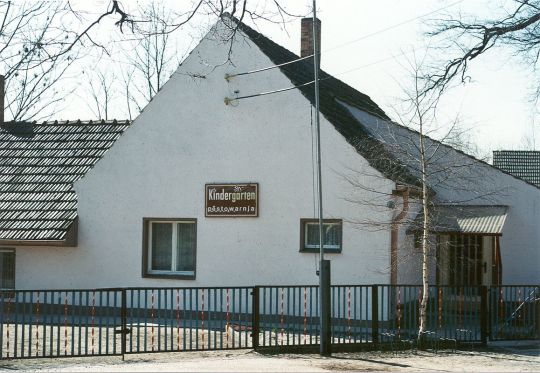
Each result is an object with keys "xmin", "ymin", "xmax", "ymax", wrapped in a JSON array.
[{"xmin": 417, "ymin": 89, "xmax": 430, "ymax": 343}]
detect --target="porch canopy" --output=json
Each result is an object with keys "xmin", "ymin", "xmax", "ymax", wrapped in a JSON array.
[{"xmin": 407, "ymin": 205, "xmax": 508, "ymax": 235}]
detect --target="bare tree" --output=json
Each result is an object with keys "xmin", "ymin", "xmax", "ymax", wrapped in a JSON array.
[
  {"xmin": 0, "ymin": 1, "xmax": 302, "ymax": 121},
  {"xmin": 402, "ymin": 63, "xmax": 437, "ymax": 343},
  {"xmin": 85, "ymin": 70, "xmax": 116, "ymax": 120},
  {"xmin": 349, "ymin": 59, "xmax": 444, "ymax": 343},
  {"xmin": 341, "ymin": 52, "xmax": 508, "ymax": 346},
  {"xmin": 426, "ymin": 0, "xmax": 540, "ymax": 98},
  {"xmin": 122, "ymin": 1, "xmax": 180, "ymax": 115},
  {"xmin": 120, "ymin": 66, "xmax": 137, "ymax": 121},
  {"xmin": 443, "ymin": 124, "xmax": 490, "ymax": 160},
  {"xmin": 101, "ymin": 0, "xmax": 305, "ymax": 64},
  {"xmin": 0, "ymin": 1, "xmax": 81, "ymax": 120},
  {"xmin": 519, "ymin": 120, "xmax": 539, "ymax": 149},
  {"xmin": 0, "ymin": 0, "xmax": 139, "ymax": 121},
  {"xmin": 424, "ymin": 0, "xmax": 540, "ymax": 155}
]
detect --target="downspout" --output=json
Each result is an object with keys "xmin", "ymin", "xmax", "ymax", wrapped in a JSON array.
[
  {"xmin": 495, "ymin": 236, "xmax": 502, "ymax": 285},
  {"xmin": 391, "ymin": 186, "xmax": 410, "ymax": 285}
]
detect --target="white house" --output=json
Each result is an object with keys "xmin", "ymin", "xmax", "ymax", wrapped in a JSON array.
[{"xmin": 1, "ymin": 17, "xmax": 538, "ymax": 290}]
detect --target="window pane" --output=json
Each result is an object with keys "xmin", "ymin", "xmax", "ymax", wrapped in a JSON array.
[
  {"xmin": 325, "ymin": 224, "xmax": 340, "ymax": 247},
  {"xmin": 306, "ymin": 223, "xmax": 341, "ymax": 249},
  {"xmin": 176, "ymin": 223, "xmax": 195, "ymax": 272},
  {"xmin": 151, "ymin": 223, "xmax": 172, "ymax": 271},
  {"xmin": 306, "ymin": 223, "xmax": 320, "ymax": 247},
  {"xmin": 0, "ymin": 251, "xmax": 15, "ymax": 289}
]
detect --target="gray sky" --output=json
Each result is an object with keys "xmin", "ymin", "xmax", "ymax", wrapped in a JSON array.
[{"xmin": 66, "ymin": 0, "xmax": 539, "ymax": 155}]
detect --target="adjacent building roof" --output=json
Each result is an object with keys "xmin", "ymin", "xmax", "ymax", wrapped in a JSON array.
[
  {"xmin": 0, "ymin": 120, "xmax": 130, "ymax": 243},
  {"xmin": 493, "ymin": 150, "xmax": 540, "ymax": 187},
  {"xmin": 408, "ymin": 205, "xmax": 508, "ymax": 235}
]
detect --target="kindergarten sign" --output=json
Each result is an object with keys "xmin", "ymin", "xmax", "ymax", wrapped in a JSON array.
[{"xmin": 205, "ymin": 183, "xmax": 258, "ymax": 217}]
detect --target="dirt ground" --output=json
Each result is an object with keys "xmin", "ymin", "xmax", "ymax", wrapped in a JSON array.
[{"xmin": 0, "ymin": 340, "xmax": 538, "ymax": 372}]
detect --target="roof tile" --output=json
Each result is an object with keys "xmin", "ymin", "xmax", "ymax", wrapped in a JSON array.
[
  {"xmin": 0, "ymin": 120, "xmax": 130, "ymax": 241},
  {"xmin": 493, "ymin": 151, "xmax": 540, "ymax": 187}
]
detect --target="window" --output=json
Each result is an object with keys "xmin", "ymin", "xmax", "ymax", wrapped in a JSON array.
[
  {"xmin": 142, "ymin": 219, "xmax": 196, "ymax": 279},
  {"xmin": 300, "ymin": 219, "xmax": 342, "ymax": 253},
  {"xmin": 0, "ymin": 249, "xmax": 15, "ymax": 289}
]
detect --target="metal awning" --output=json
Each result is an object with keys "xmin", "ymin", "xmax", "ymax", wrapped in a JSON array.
[{"xmin": 407, "ymin": 205, "xmax": 508, "ymax": 235}]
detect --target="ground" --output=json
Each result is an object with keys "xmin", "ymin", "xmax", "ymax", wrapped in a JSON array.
[{"xmin": 0, "ymin": 341, "xmax": 538, "ymax": 372}]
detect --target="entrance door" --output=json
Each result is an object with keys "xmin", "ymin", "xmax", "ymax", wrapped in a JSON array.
[
  {"xmin": 449, "ymin": 235, "xmax": 482, "ymax": 286},
  {"xmin": 437, "ymin": 234, "xmax": 495, "ymax": 287}
]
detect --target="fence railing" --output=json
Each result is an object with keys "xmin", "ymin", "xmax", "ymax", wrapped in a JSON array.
[
  {"xmin": 377, "ymin": 285, "xmax": 485, "ymax": 345},
  {"xmin": 1, "ymin": 284, "xmax": 538, "ymax": 359},
  {"xmin": 255, "ymin": 285, "xmax": 322, "ymax": 349},
  {"xmin": 0, "ymin": 288, "xmax": 123, "ymax": 359},
  {"xmin": 489, "ymin": 285, "xmax": 540, "ymax": 341},
  {"xmin": 124, "ymin": 287, "xmax": 252, "ymax": 353}
]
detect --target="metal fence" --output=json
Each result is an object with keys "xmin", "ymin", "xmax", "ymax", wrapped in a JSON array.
[
  {"xmin": 489, "ymin": 285, "xmax": 540, "ymax": 340},
  {"xmin": 377, "ymin": 285, "xmax": 485, "ymax": 346},
  {"xmin": 1, "ymin": 284, "xmax": 538, "ymax": 359},
  {"xmin": 0, "ymin": 289, "xmax": 123, "ymax": 359},
  {"xmin": 253, "ymin": 285, "xmax": 491, "ymax": 351},
  {"xmin": 253, "ymin": 285, "xmax": 373, "ymax": 349},
  {"xmin": 124, "ymin": 287, "xmax": 253, "ymax": 353}
]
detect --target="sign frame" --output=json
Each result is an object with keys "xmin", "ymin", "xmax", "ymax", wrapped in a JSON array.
[{"xmin": 205, "ymin": 183, "xmax": 259, "ymax": 218}]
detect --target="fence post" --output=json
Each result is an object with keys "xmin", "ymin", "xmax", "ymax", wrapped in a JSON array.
[
  {"xmin": 320, "ymin": 260, "xmax": 332, "ymax": 355},
  {"xmin": 372, "ymin": 285, "xmax": 379, "ymax": 348},
  {"xmin": 121, "ymin": 289, "xmax": 127, "ymax": 360},
  {"xmin": 252, "ymin": 286, "xmax": 260, "ymax": 350},
  {"xmin": 480, "ymin": 286, "xmax": 488, "ymax": 346}
]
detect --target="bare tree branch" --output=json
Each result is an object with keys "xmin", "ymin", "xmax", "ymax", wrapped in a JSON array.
[{"xmin": 427, "ymin": 0, "xmax": 540, "ymax": 97}]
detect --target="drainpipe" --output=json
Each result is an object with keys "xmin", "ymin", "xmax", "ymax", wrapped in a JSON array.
[{"xmin": 391, "ymin": 186, "xmax": 410, "ymax": 285}]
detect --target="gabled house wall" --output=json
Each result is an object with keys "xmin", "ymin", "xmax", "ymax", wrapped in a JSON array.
[
  {"xmin": 9, "ymin": 21, "xmax": 538, "ymax": 290},
  {"xmin": 13, "ymin": 24, "xmax": 396, "ymax": 289}
]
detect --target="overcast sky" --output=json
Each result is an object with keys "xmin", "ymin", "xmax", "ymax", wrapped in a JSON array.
[{"xmin": 67, "ymin": 0, "xmax": 539, "ymax": 156}]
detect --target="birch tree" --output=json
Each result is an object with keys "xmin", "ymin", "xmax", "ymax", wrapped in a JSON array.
[
  {"xmin": 342, "ymin": 51, "xmax": 506, "ymax": 345},
  {"xmin": 407, "ymin": 66, "xmax": 435, "ymax": 343}
]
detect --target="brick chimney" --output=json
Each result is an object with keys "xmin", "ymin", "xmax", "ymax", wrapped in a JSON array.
[
  {"xmin": 0, "ymin": 75, "xmax": 3, "ymax": 124},
  {"xmin": 300, "ymin": 17, "xmax": 321, "ymax": 60}
]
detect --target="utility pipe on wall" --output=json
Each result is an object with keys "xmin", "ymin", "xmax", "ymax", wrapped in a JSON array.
[{"xmin": 391, "ymin": 186, "xmax": 410, "ymax": 285}]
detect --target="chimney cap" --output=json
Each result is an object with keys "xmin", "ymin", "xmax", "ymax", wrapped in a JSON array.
[{"xmin": 301, "ymin": 17, "xmax": 321, "ymax": 22}]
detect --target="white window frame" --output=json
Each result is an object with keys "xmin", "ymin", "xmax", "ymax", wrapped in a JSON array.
[
  {"xmin": 146, "ymin": 219, "xmax": 196, "ymax": 277},
  {"xmin": 300, "ymin": 219, "xmax": 343, "ymax": 253}
]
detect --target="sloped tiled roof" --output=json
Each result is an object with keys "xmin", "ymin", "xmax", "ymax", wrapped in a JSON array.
[
  {"xmin": 0, "ymin": 120, "xmax": 130, "ymax": 242},
  {"xmin": 493, "ymin": 150, "xmax": 540, "ymax": 187},
  {"xmin": 236, "ymin": 19, "xmax": 421, "ymax": 188}
]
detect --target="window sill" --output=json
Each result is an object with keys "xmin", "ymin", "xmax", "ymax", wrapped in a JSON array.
[
  {"xmin": 143, "ymin": 272, "xmax": 196, "ymax": 280},
  {"xmin": 300, "ymin": 248, "xmax": 342, "ymax": 254}
]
